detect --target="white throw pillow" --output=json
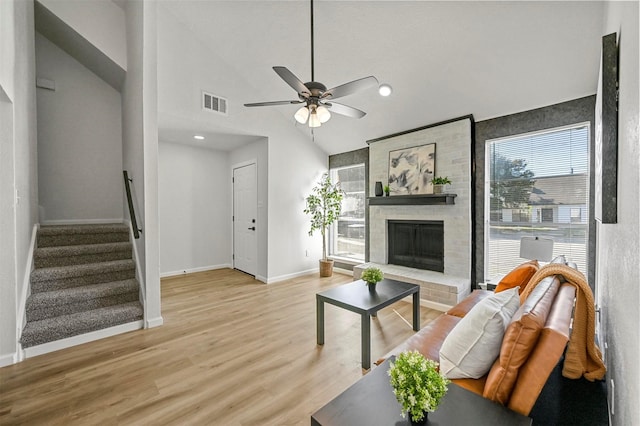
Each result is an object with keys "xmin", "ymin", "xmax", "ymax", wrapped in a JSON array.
[{"xmin": 439, "ymin": 287, "xmax": 520, "ymax": 379}]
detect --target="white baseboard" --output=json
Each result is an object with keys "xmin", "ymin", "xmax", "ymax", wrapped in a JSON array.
[
  {"xmin": 40, "ymin": 218, "xmax": 124, "ymax": 225},
  {"xmin": 255, "ymin": 275, "xmax": 267, "ymax": 283},
  {"xmin": 23, "ymin": 320, "xmax": 144, "ymax": 359},
  {"xmin": 0, "ymin": 352, "xmax": 17, "ymax": 368},
  {"xmin": 146, "ymin": 316, "xmax": 163, "ymax": 328},
  {"xmin": 420, "ymin": 299, "xmax": 452, "ymax": 312},
  {"xmin": 160, "ymin": 264, "xmax": 232, "ymax": 278},
  {"xmin": 332, "ymin": 267, "xmax": 353, "ymax": 276},
  {"xmin": 266, "ymin": 268, "xmax": 318, "ymax": 284}
]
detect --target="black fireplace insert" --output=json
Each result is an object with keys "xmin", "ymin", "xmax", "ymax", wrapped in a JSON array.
[{"xmin": 388, "ymin": 220, "xmax": 444, "ymax": 272}]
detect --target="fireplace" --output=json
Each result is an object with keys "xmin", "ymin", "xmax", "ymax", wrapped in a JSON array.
[{"xmin": 388, "ymin": 220, "xmax": 444, "ymax": 272}]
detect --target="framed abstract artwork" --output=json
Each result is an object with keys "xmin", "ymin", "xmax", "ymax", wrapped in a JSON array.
[{"xmin": 388, "ymin": 143, "xmax": 436, "ymax": 195}]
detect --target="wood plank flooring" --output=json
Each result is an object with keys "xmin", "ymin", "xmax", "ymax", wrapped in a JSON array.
[{"xmin": 0, "ymin": 269, "xmax": 441, "ymax": 425}]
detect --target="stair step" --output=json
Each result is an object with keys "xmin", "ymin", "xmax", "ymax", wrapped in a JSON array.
[
  {"xmin": 31, "ymin": 260, "xmax": 136, "ymax": 293},
  {"xmin": 38, "ymin": 224, "xmax": 129, "ymax": 247},
  {"xmin": 26, "ymin": 279, "xmax": 140, "ymax": 322},
  {"xmin": 20, "ymin": 302, "xmax": 144, "ymax": 348},
  {"xmin": 34, "ymin": 242, "xmax": 132, "ymax": 268}
]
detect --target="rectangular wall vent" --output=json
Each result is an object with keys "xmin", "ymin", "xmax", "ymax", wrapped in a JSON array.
[{"xmin": 202, "ymin": 91, "xmax": 228, "ymax": 115}]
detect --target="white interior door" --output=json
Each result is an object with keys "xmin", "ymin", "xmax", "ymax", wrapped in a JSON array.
[{"xmin": 233, "ymin": 163, "xmax": 257, "ymax": 276}]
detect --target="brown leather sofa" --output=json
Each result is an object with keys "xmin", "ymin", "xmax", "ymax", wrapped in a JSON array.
[{"xmin": 381, "ymin": 256, "xmax": 576, "ymax": 417}]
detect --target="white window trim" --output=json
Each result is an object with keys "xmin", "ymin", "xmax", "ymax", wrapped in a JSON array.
[{"xmin": 484, "ymin": 122, "xmax": 591, "ymax": 281}]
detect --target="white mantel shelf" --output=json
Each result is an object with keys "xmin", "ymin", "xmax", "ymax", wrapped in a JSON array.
[{"xmin": 368, "ymin": 194, "xmax": 457, "ymax": 206}]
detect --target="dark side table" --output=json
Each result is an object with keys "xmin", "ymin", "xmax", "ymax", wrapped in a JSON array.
[
  {"xmin": 316, "ymin": 279, "xmax": 420, "ymax": 370},
  {"xmin": 311, "ymin": 356, "xmax": 532, "ymax": 426}
]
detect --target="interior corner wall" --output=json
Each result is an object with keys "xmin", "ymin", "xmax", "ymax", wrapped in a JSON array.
[
  {"xmin": 122, "ymin": 0, "xmax": 161, "ymax": 326},
  {"xmin": 229, "ymin": 138, "xmax": 269, "ymax": 281},
  {"xmin": 474, "ymin": 95, "xmax": 597, "ymax": 286},
  {"xmin": 37, "ymin": 0, "xmax": 127, "ymax": 70},
  {"xmin": 0, "ymin": 0, "xmax": 38, "ymax": 365},
  {"xmin": 598, "ymin": 2, "xmax": 639, "ymax": 425},
  {"xmin": 159, "ymin": 142, "xmax": 231, "ymax": 276},
  {"xmin": 35, "ymin": 32, "xmax": 123, "ymax": 223}
]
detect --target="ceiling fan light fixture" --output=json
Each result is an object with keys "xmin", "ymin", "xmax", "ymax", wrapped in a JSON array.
[
  {"xmin": 316, "ymin": 105, "xmax": 331, "ymax": 123},
  {"xmin": 294, "ymin": 106, "xmax": 310, "ymax": 124},
  {"xmin": 308, "ymin": 111, "xmax": 321, "ymax": 128},
  {"xmin": 378, "ymin": 83, "xmax": 393, "ymax": 97}
]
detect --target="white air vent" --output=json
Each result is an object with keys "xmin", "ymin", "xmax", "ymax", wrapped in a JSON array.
[{"xmin": 202, "ymin": 91, "xmax": 228, "ymax": 115}]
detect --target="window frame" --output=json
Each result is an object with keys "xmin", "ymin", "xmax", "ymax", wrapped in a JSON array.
[
  {"xmin": 484, "ymin": 122, "xmax": 591, "ymax": 281},
  {"xmin": 328, "ymin": 163, "xmax": 366, "ymax": 263}
]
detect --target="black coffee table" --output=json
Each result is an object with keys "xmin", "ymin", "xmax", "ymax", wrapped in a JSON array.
[
  {"xmin": 311, "ymin": 357, "xmax": 532, "ymax": 426},
  {"xmin": 316, "ymin": 279, "xmax": 420, "ymax": 370}
]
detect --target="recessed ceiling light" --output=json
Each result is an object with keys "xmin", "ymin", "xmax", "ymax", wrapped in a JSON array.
[
  {"xmin": 378, "ymin": 84, "xmax": 392, "ymax": 97},
  {"xmin": 194, "ymin": 135, "xmax": 205, "ymax": 140}
]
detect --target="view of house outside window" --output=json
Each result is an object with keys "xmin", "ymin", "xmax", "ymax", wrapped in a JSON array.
[
  {"xmin": 329, "ymin": 164, "xmax": 365, "ymax": 262},
  {"xmin": 485, "ymin": 124, "xmax": 590, "ymax": 280}
]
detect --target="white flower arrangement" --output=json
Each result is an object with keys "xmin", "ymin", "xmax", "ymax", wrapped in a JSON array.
[{"xmin": 388, "ymin": 350, "xmax": 449, "ymax": 422}]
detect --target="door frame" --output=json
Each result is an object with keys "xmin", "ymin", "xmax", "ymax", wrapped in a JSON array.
[{"xmin": 231, "ymin": 160, "xmax": 258, "ymax": 276}]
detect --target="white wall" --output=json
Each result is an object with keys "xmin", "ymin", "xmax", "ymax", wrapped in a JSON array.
[
  {"xmin": 0, "ymin": 0, "xmax": 39, "ymax": 366},
  {"xmin": 122, "ymin": 0, "xmax": 161, "ymax": 327},
  {"xmin": 37, "ymin": 0, "xmax": 127, "ymax": 70},
  {"xmin": 158, "ymin": 5, "xmax": 328, "ymax": 282},
  {"xmin": 159, "ymin": 142, "xmax": 231, "ymax": 276},
  {"xmin": 230, "ymin": 138, "xmax": 269, "ymax": 281},
  {"xmin": 598, "ymin": 2, "xmax": 639, "ymax": 425},
  {"xmin": 36, "ymin": 32, "xmax": 123, "ymax": 223}
]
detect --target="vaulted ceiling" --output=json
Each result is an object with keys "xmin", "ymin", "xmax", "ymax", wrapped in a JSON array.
[{"xmin": 158, "ymin": 1, "xmax": 604, "ymax": 155}]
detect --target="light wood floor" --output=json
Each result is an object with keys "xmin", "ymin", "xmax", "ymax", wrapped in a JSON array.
[{"xmin": 0, "ymin": 269, "xmax": 441, "ymax": 425}]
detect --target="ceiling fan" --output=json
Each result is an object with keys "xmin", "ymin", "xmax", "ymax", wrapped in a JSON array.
[{"xmin": 244, "ymin": 0, "xmax": 378, "ymax": 128}]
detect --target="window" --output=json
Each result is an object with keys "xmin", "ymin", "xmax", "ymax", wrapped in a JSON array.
[
  {"xmin": 329, "ymin": 164, "xmax": 365, "ymax": 262},
  {"xmin": 485, "ymin": 124, "xmax": 590, "ymax": 280}
]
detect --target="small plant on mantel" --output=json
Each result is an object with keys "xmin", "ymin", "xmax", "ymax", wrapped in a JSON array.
[
  {"xmin": 431, "ymin": 176, "xmax": 452, "ymax": 185},
  {"xmin": 361, "ymin": 267, "xmax": 384, "ymax": 287},
  {"xmin": 431, "ymin": 176, "xmax": 452, "ymax": 194},
  {"xmin": 383, "ymin": 185, "xmax": 391, "ymax": 196}
]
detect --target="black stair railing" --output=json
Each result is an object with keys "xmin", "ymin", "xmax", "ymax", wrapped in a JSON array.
[{"xmin": 123, "ymin": 171, "xmax": 142, "ymax": 239}]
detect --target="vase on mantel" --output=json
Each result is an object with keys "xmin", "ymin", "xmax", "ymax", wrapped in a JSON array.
[
  {"xmin": 375, "ymin": 181, "xmax": 383, "ymax": 197},
  {"xmin": 433, "ymin": 184, "xmax": 444, "ymax": 194}
]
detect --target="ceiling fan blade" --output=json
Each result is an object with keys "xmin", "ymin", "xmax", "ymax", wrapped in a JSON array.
[
  {"xmin": 322, "ymin": 76, "xmax": 379, "ymax": 100},
  {"xmin": 325, "ymin": 102, "xmax": 367, "ymax": 119},
  {"xmin": 244, "ymin": 100, "xmax": 304, "ymax": 107},
  {"xmin": 273, "ymin": 66, "xmax": 311, "ymax": 97}
]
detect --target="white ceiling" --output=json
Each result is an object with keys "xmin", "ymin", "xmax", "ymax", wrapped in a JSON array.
[{"xmin": 158, "ymin": 1, "xmax": 604, "ymax": 155}]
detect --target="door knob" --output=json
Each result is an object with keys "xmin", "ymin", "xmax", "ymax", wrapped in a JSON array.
[{"xmin": 248, "ymin": 227, "xmax": 256, "ymax": 231}]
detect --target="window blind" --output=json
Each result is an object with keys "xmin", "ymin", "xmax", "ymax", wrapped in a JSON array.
[
  {"xmin": 485, "ymin": 124, "xmax": 590, "ymax": 281},
  {"xmin": 329, "ymin": 164, "xmax": 366, "ymax": 261}
]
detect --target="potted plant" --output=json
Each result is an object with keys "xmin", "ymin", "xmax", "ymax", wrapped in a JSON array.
[
  {"xmin": 388, "ymin": 350, "xmax": 450, "ymax": 425},
  {"xmin": 304, "ymin": 172, "xmax": 344, "ymax": 277},
  {"xmin": 361, "ymin": 267, "xmax": 383, "ymax": 291},
  {"xmin": 383, "ymin": 184, "xmax": 391, "ymax": 197},
  {"xmin": 430, "ymin": 176, "xmax": 452, "ymax": 194}
]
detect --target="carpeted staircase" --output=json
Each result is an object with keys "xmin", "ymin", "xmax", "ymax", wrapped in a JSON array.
[{"xmin": 20, "ymin": 223, "xmax": 144, "ymax": 348}]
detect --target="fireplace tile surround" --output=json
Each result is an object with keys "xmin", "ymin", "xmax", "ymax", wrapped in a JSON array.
[{"xmin": 360, "ymin": 117, "xmax": 473, "ymax": 307}]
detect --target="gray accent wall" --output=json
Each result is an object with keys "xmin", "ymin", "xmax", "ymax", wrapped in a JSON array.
[
  {"xmin": 474, "ymin": 95, "xmax": 596, "ymax": 288},
  {"xmin": 329, "ymin": 147, "xmax": 369, "ymax": 265}
]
